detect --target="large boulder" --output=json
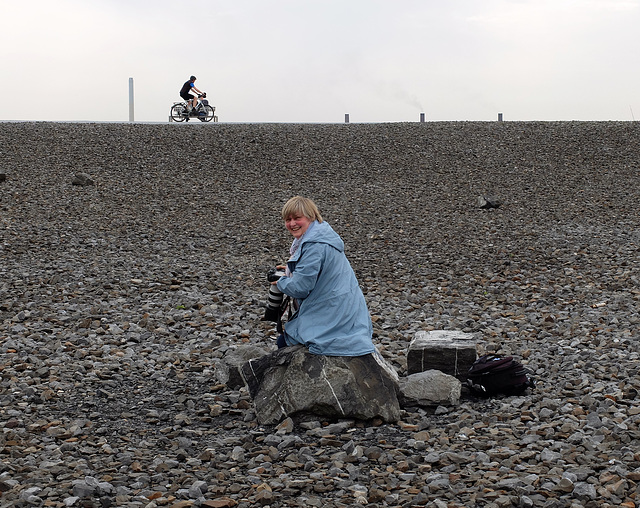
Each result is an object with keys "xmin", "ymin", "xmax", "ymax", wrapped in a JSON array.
[
  {"xmin": 241, "ymin": 346, "xmax": 400, "ymax": 425},
  {"xmin": 215, "ymin": 344, "xmax": 271, "ymax": 389}
]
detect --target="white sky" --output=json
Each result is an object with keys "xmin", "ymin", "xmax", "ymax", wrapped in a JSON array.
[{"xmin": 2, "ymin": 0, "xmax": 639, "ymax": 123}]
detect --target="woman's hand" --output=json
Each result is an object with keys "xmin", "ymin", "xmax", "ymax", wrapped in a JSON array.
[{"xmin": 272, "ymin": 265, "xmax": 287, "ymax": 284}]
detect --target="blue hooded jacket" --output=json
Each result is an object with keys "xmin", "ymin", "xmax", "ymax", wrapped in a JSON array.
[{"xmin": 276, "ymin": 221, "xmax": 375, "ymax": 356}]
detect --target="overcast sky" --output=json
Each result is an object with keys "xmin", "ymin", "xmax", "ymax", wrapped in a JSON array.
[{"xmin": 2, "ymin": 0, "xmax": 639, "ymax": 123}]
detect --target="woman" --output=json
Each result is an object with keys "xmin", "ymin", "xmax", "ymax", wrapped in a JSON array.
[{"xmin": 274, "ymin": 196, "xmax": 375, "ymax": 356}]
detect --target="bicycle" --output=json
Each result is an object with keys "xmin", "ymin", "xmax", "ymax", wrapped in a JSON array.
[{"xmin": 170, "ymin": 93, "xmax": 217, "ymax": 123}]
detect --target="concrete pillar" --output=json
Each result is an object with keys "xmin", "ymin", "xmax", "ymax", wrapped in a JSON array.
[{"xmin": 129, "ymin": 78, "xmax": 134, "ymax": 122}]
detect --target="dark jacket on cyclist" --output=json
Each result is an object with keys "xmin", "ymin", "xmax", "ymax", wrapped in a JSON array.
[{"xmin": 180, "ymin": 79, "xmax": 196, "ymax": 101}]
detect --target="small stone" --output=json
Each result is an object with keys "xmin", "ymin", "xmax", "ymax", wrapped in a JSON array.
[
  {"xmin": 558, "ymin": 477, "xmax": 574, "ymax": 492},
  {"xmin": 276, "ymin": 417, "xmax": 294, "ymax": 434},
  {"xmin": 477, "ymin": 195, "xmax": 501, "ymax": 209},
  {"xmin": 71, "ymin": 172, "xmax": 94, "ymax": 186},
  {"xmin": 202, "ymin": 500, "xmax": 237, "ymax": 508}
]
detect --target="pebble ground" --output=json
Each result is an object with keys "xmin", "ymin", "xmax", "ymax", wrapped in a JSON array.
[{"xmin": 1, "ymin": 121, "xmax": 639, "ymax": 507}]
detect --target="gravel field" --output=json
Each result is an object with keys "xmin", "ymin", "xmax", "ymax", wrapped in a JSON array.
[{"xmin": 1, "ymin": 121, "xmax": 639, "ymax": 507}]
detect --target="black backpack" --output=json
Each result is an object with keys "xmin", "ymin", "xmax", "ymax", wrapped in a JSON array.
[{"xmin": 466, "ymin": 354, "xmax": 534, "ymax": 396}]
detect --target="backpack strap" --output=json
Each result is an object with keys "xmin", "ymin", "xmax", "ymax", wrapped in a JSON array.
[{"xmin": 276, "ymin": 296, "xmax": 291, "ymax": 335}]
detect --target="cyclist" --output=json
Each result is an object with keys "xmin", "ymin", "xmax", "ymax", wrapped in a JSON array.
[{"xmin": 179, "ymin": 76, "xmax": 204, "ymax": 112}]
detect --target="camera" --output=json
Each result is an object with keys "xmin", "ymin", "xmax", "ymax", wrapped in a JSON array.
[
  {"xmin": 266, "ymin": 267, "xmax": 285, "ymax": 283},
  {"xmin": 263, "ymin": 268, "xmax": 286, "ymax": 322}
]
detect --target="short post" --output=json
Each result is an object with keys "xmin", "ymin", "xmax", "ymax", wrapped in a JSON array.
[
  {"xmin": 498, "ymin": 113, "xmax": 503, "ymax": 122},
  {"xmin": 345, "ymin": 113, "xmax": 350, "ymax": 124},
  {"xmin": 129, "ymin": 78, "xmax": 135, "ymax": 122},
  {"xmin": 420, "ymin": 112, "xmax": 425, "ymax": 123}
]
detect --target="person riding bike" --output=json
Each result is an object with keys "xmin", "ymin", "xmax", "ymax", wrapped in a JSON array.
[{"xmin": 179, "ymin": 76, "xmax": 204, "ymax": 113}]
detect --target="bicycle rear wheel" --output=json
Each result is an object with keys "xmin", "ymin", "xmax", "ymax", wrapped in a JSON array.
[{"xmin": 170, "ymin": 104, "xmax": 186, "ymax": 122}]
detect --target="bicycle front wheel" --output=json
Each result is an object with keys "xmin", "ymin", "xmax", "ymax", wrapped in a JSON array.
[
  {"xmin": 200, "ymin": 105, "xmax": 215, "ymax": 122},
  {"xmin": 170, "ymin": 104, "xmax": 186, "ymax": 122}
]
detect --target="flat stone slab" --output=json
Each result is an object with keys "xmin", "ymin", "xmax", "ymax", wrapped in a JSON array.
[{"xmin": 406, "ymin": 330, "xmax": 477, "ymax": 378}]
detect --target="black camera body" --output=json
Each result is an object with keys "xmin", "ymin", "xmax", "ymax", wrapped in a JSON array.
[{"xmin": 266, "ymin": 267, "xmax": 285, "ymax": 283}]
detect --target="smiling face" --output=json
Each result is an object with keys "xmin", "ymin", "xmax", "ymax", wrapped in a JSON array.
[
  {"xmin": 281, "ymin": 196, "xmax": 323, "ymax": 239},
  {"xmin": 285, "ymin": 213, "xmax": 312, "ymax": 239}
]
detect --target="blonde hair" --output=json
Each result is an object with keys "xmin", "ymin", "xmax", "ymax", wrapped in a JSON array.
[{"xmin": 281, "ymin": 196, "xmax": 323, "ymax": 222}]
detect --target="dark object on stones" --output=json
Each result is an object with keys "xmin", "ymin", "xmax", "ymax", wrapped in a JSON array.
[
  {"xmin": 72, "ymin": 172, "xmax": 94, "ymax": 186},
  {"xmin": 477, "ymin": 195, "xmax": 501, "ymax": 209},
  {"xmin": 0, "ymin": 173, "xmax": 6, "ymax": 182},
  {"xmin": 406, "ymin": 330, "xmax": 477, "ymax": 379},
  {"xmin": 466, "ymin": 354, "xmax": 534, "ymax": 396},
  {"xmin": 241, "ymin": 346, "xmax": 401, "ymax": 425}
]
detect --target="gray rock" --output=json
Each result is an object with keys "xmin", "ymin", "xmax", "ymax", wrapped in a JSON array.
[
  {"xmin": 406, "ymin": 330, "xmax": 477, "ymax": 378},
  {"xmin": 71, "ymin": 172, "xmax": 94, "ymax": 186},
  {"xmin": 573, "ymin": 482, "xmax": 598, "ymax": 499},
  {"xmin": 189, "ymin": 480, "xmax": 208, "ymax": 497},
  {"xmin": 477, "ymin": 195, "xmax": 501, "ymax": 208},
  {"xmin": 72, "ymin": 477, "xmax": 99, "ymax": 497},
  {"xmin": 217, "ymin": 344, "xmax": 270, "ymax": 388},
  {"xmin": 19, "ymin": 487, "xmax": 41, "ymax": 501},
  {"xmin": 398, "ymin": 369, "xmax": 461, "ymax": 406},
  {"xmin": 241, "ymin": 346, "xmax": 400, "ymax": 424},
  {"xmin": 97, "ymin": 481, "xmax": 115, "ymax": 495}
]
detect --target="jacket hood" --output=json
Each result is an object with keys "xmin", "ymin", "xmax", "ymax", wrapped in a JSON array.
[{"xmin": 294, "ymin": 221, "xmax": 344, "ymax": 256}]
